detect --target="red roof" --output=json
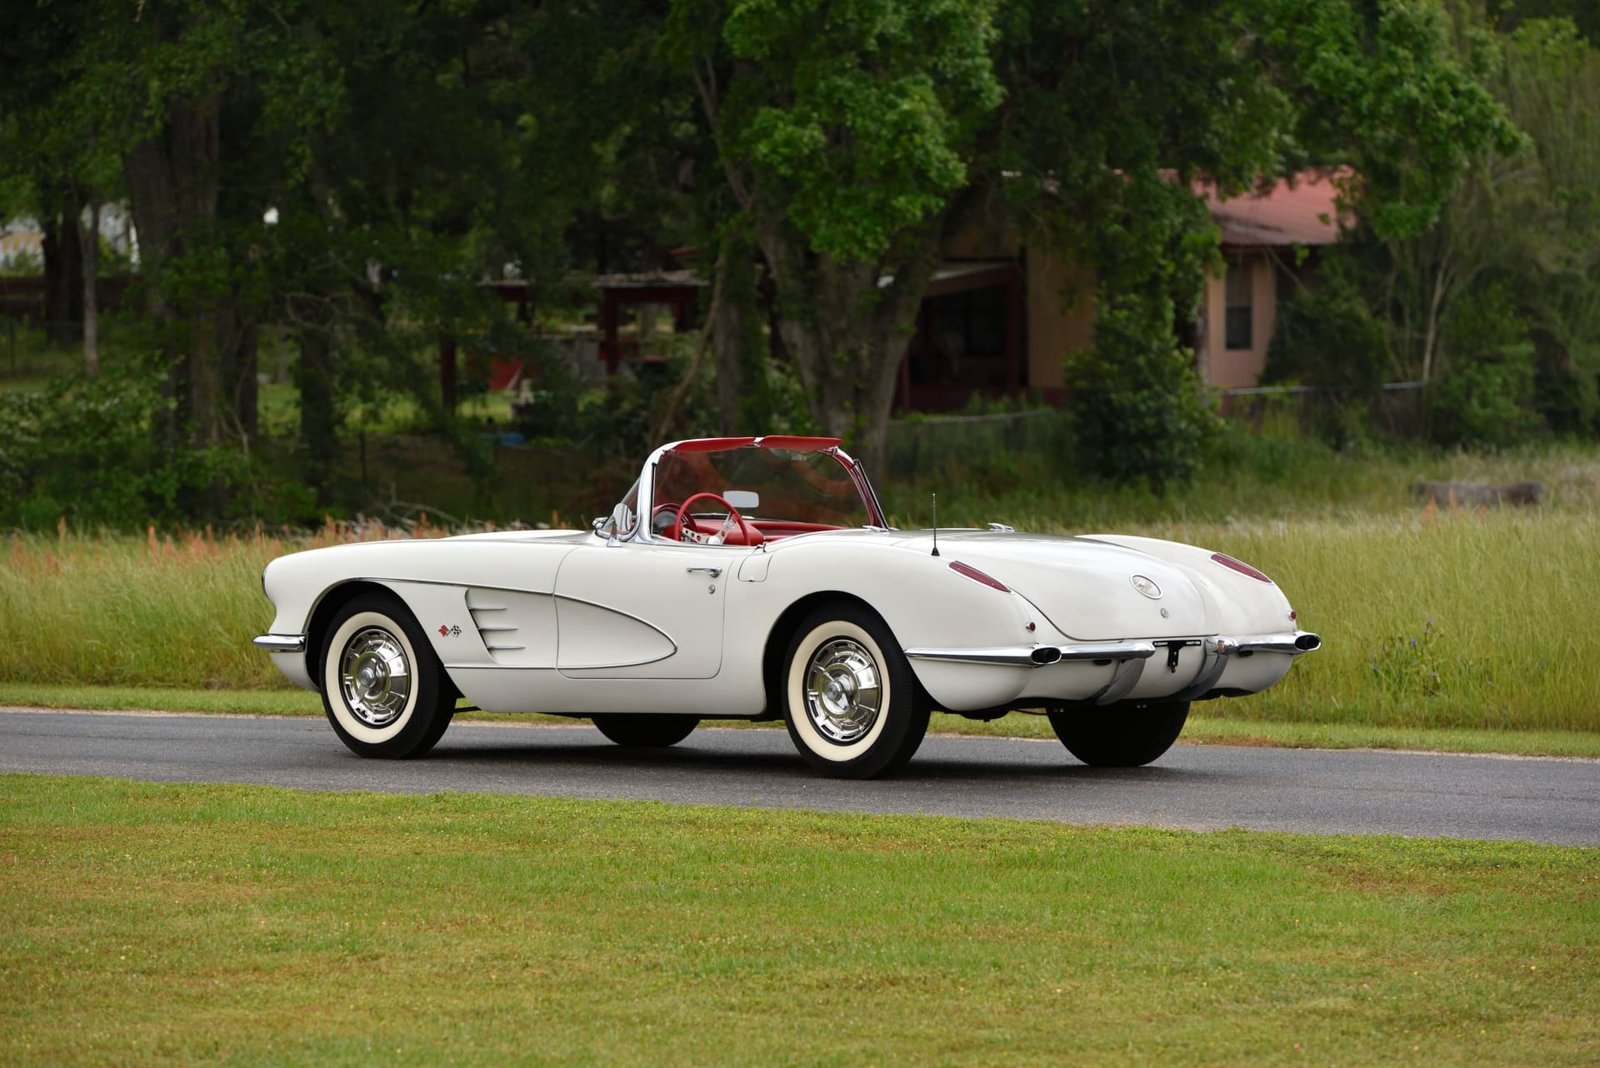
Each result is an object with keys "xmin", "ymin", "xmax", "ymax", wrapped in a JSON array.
[{"xmin": 1198, "ymin": 170, "xmax": 1350, "ymax": 248}]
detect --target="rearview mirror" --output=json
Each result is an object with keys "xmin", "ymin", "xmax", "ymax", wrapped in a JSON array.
[{"xmin": 723, "ymin": 489, "xmax": 760, "ymax": 511}]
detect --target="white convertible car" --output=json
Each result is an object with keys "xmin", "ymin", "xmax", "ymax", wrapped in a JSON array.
[{"xmin": 255, "ymin": 435, "xmax": 1319, "ymax": 778}]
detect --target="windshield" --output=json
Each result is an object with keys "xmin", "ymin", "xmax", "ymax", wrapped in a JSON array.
[{"xmin": 652, "ymin": 446, "xmax": 871, "ymax": 534}]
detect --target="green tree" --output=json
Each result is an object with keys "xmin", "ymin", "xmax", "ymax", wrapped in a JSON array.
[
  {"xmin": 668, "ymin": 0, "xmax": 1003, "ymax": 476},
  {"xmin": 1374, "ymin": 7, "xmax": 1598, "ymax": 433},
  {"xmin": 667, "ymin": 0, "xmax": 1518, "ymax": 482},
  {"xmin": 0, "ymin": 0, "xmax": 125, "ymax": 360}
]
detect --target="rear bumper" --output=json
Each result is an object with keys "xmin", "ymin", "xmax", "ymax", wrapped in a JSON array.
[
  {"xmin": 903, "ymin": 631, "xmax": 1321, "ymax": 710},
  {"xmin": 905, "ymin": 630, "xmax": 1319, "ymax": 668}
]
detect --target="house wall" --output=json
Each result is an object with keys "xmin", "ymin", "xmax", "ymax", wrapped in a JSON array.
[
  {"xmin": 941, "ymin": 214, "xmax": 1301, "ymax": 397},
  {"xmin": 0, "ymin": 225, "xmax": 43, "ymax": 270},
  {"xmin": 1025, "ymin": 253, "xmax": 1095, "ymax": 391},
  {"xmin": 1202, "ymin": 251, "xmax": 1278, "ymax": 389}
]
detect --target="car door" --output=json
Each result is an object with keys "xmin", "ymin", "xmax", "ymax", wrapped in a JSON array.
[{"xmin": 552, "ymin": 540, "xmax": 747, "ymax": 679}]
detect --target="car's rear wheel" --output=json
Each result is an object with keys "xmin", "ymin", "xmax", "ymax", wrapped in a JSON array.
[
  {"xmin": 1045, "ymin": 700, "xmax": 1190, "ymax": 767},
  {"xmin": 320, "ymin": 593, "xmax": 455, "ymax": 759},
  {"xmin": 782, "ymin": 603, "xmax": 929, "ymax": 779},
  {"xmin": 591, "ymin": 714, "xmax": 699, "ymax": 748}
]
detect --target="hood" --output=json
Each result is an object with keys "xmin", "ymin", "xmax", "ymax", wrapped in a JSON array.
[{"xmin": 885, "ymin": 529, "xmax": 1216, "ymax": 640}]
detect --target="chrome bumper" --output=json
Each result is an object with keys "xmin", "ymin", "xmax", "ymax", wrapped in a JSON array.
[
  {"xmin": 252, "ymin": 633, "xmax": 307, "ymax": 654},
  {"xmin": 904, "ymin": 631, "xmax": 1321, "ymax": 706},
  {"xmin": 902, "ymin": 640, "xmax": 1158, "ymax": 668}
]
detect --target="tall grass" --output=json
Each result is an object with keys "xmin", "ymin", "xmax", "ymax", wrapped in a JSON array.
[
  {"xmin": 881, "ymin": 429, "xmax": 1600, "ymax": 527},
  {"xmin": 4, "ymin": 491, "xmax": 1598, "ymax": 732},
  {"xmin": 0, "ymin": 518, "xmax": 452, "ymax": 690},
  {"xmin": 1131, "ymin": 504, "xmax": 1600, "ymax": 731}
]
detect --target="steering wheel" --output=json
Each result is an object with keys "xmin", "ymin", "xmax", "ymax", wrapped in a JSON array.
[{"xmin": 672, "ymin": 492, "xmax": 762, "ymax": 546}]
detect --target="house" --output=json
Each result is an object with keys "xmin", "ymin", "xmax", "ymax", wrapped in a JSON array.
[
  {"xmin": 1193, "ymin": 171, "xmax": 1345, "ymax": 389},
  {"xmin": 448, "ymin": 172, "xmax": 1345, "ymax": 412},
  {"xmin": 901, "ymin": 170, "xmax": 1345, "ymax": 410}
]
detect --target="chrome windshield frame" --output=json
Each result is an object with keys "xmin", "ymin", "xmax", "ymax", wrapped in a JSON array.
[{"xmin": 625, "ymin": 436, "xmax": 884, "ymax": 545}]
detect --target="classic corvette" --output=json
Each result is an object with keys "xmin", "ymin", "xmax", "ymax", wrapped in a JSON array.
[{"xmin": 255, "ymin": 435, "xmax": 1320, "ymax": 778}]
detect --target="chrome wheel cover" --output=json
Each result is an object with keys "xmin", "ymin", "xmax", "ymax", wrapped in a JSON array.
[
  {"xmin": 338, "ymin": 626, "xmax": 412, "ymax": 728},
  {"xmin": 803, "ymin": 638, "xmax": 882, "ymax": 745}
]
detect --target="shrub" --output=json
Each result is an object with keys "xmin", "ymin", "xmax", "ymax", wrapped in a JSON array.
[
  {"xmin": 1430, "ymin": 284, "xmax": 1542, "ymax": 448},
  {"xmin": 1064, "ymin": 291, "xmax": 1218, "ymax": 494},
  {"xmin": 1264, "ymin": 270, "xmax": 1392, "ymax": 447},
  {"xmin": 0, "ymin": 367, "xmax": 312, "ymax": 530}
]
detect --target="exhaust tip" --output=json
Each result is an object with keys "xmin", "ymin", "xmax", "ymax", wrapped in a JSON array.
[
  {"xmin": 1031, "ymin": 646, "xmax": 1062, "ymax": 666},
  {"xmin": 1295, "ymin": 633, "xmax": 1322, "ymax": 652}
]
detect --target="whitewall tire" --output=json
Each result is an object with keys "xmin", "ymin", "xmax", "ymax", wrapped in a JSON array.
[
  {"xmin": 782, "ymin": 603, "xmax": 928, "ymax": 779},
  {"xmin": 320, "ymin": 594, "xmax": 455, "ymax": 759}
]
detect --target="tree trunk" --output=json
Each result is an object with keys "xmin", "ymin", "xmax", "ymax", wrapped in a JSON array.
[
  {"xmin": 754, "ymin": 221, "xmax": 937, "ymax": 479},
  {"xmin": 81, "ymin": 197, "xmax": 100, "ymax": 378},
  {"xmin": 40, "ymin": 185, "xmax": 84, "ymax": 348},
  {"xmin": 713, "ymin": 249, "xmax": 744, "ymax": 435},
  {"xmin": 123, "ymin": 94, "xmax": 227, "ymax": 449},
  {"xmin": 296, "ymin": 322, "xmax": 338, "ymax": 504},
  {"xmin": 708, "ymin": 236, "xmax": 778, "ymax": 436},
  {"xmin": 226, "ymin": 304, "xmax": 259, "ymax": 444}
]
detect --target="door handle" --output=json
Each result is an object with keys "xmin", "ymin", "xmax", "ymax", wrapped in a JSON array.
[{"xmin": 686, "ymin": 566, "xmax": 723, "ymax": 578}]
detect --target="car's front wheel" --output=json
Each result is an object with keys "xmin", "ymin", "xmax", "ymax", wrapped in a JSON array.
[
  {"xmin": 591, "ymin": 714, "xmax": 699, "ymax": 748},
  {"xmin": 782, "ymin": 603, "xmax": 929, "ymax": 779},
  {"xmin": 320, "ymin": 593, "xmax": 455, "ymax": 759},
  {"xmin": 1045, "ymin": 700, "xmax": 1190, "ymax": 767}
]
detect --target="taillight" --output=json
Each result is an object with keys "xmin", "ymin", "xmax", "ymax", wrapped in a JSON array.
[
  {"xmin": 949, "ymin": 560, "xmax": 1010, "ymax": 592},
  {"xmin": 1211, "ymin": 552, "xmax": 1273, "ymax": 583}
]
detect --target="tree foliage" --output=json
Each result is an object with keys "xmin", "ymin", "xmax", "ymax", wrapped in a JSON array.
[
  {"xmin": 1353, "ymin": 5, "xmax": 1600, "ymax": 435},
  {"xmin": 666, "ymin": 0, "xmax": 1003, "ymax": 475},
  {"xmin": 0, "ymin": 0, "xmax": 1573, "ymax": 523}
]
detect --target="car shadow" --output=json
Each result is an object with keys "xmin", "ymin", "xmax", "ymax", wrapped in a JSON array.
[{"xmin": 419, "ymin": 730, "xmax": 1217, "ymax": 786}]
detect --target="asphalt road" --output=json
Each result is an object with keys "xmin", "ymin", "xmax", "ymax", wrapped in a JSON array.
[{"xmin": 2, "ymin": 708, "xmax": 1596, "ymax": 845}]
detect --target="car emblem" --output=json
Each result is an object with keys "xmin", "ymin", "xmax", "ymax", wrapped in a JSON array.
[{"xmin": 1130, "ymin": 574, "xmax": 1162, "ymax": 599}]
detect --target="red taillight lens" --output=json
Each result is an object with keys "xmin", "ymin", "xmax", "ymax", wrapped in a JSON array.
[
  {"xmin": 949, "ymin": 560, "xmax": 1010, "ymax": 592},
  {"xmin": 1211, "ymin": 552, "xmax": 1273, "ymax": 583}
]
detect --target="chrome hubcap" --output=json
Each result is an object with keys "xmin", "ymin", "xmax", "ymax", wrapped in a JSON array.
[
  {"xmin": 339, "ymin": 627, "xmax": 411, "ymax": 728},
  {"xmin": 804, "ymin": 638, "xmax": 882, "ymax": 744}
]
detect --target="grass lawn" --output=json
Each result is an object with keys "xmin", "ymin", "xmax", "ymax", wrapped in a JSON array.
[
  {"xmin": 1, "ymin": 774, "xmax": 1595, "ymax": 1066},
  {"xmin": 6, "ymin": 683, "xmax": 1600, "ymax": 759}
]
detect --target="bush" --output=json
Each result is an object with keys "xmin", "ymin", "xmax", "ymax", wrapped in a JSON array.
[
  {"xmin": 1430, "ymin": 284, "xmax": 1542, "ymax": 448},
  {"xmin": 0, "ymin": 367, "xmax": 312, "ymax": 530},
  {"xmin": 1264, "ymin": 271, "xmax": 1392, "ymax": 447},
  {"xmin": 1065, "ymin": 292, "xmax": 1218, "ymax": 493}
]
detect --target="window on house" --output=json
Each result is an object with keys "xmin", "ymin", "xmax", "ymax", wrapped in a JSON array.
[{"xmin": 1225, "ymin": 258, "xmax": 1253, "ymax": 350}]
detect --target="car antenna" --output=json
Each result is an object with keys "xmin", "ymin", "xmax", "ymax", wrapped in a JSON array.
[{"xmin": 931, "ymin": 493, "xmax": 940, "ymax": 557}]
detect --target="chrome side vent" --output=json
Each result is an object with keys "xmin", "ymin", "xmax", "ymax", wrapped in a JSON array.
[{"xmin": 466, "ymin": 589, "xmax": 525, "ymax": 661}]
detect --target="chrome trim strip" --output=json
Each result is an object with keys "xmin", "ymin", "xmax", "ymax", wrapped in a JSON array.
[
  {"xmin": 1054, "ymin": 640, "xmax": 1159, "ymax": 662},
  {"xmin": 253, "ymin": 634, "xmax": 306, "ymax": 654},
  {"xmin": 903, "ymin": 640, "xmax": 1157, "ymax": 668},
  {"xmin": 903, "ymin": 646, "xmax": 1046, "ymax": 667}
]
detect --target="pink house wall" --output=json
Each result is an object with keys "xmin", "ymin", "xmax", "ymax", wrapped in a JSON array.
[{"xmin": 1200, "ymin": 251, "xmax": 1278, "ymax": 389}]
